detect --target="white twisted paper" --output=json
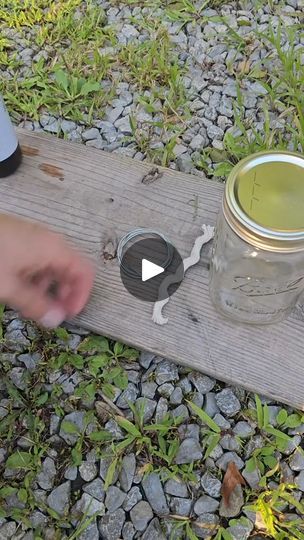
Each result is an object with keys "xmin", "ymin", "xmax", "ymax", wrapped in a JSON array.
[{"xmin": 152, "ymin": 224, "xmax": 215, "ymax": 325}]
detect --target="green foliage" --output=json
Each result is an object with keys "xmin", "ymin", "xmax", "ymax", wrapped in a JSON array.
[
  {"xmin": 77, "ymin": 335, "xmax": 109, "ymax": 354},
  {"xmin": 0, "ymin": 1, "xmax": 114, "ymax": 122},
  {"xmin": 6, "ymin": 451, "xmax": 35, "ymax": 470},
  {"xmin": 101, "ymin": 406, "xmax": 197, "ymax": 489},
  {"xmin": 276, "ymin": 410, "xmax": 304, "ymax": 430},
  {"xmin": 187, "ymin": 400, "xmax": 221, "ymax": 433},
  {"xmin": 246, "ymin": 484, "xmax": 304, "ymax": 539},
  {"xmin": 253, "ymin": 395, "xmax": 293, "ymax": 452}
]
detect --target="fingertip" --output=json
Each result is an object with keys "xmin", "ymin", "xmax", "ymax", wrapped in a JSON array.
[
  {"xmin": 39, "ymin": 307, "xmax": 66, "ymax": 329},
  {"xmin": 63, "ymin": 257, "xmax": 95, "ymax": 318}
]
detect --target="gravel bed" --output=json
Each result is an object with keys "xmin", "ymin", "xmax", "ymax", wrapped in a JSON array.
[
  {"xmin": 0, "ymin": 311, "xmax": 303, "ymax": 539},
  {"xmin": 0, "ymin": 0, "xmax": 304, "ymax": 539}
]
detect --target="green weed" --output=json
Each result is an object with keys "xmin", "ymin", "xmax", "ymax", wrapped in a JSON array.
[
  {"xmin": 246, "ymin": 483, "xmax": 304, "ymax": 539},
  {"xmin": 0, "ymin": 1, "xmax": 116, "ymax": 122},
  {"xmin": 118, "ymin": 26, "xmax": 182, "ymax": 90}
]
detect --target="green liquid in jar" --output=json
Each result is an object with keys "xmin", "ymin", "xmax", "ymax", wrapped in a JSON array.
[{"xmin": 235, "ymin": 161, "xmax": 304, "ymax": 232}]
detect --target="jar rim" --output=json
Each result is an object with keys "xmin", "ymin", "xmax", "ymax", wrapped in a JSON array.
[{"xmin": 225, "ymin": 150, "xmax": 304, "ymax": 252}]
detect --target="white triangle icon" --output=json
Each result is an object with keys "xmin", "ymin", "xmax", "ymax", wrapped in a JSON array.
[{"xmin": 142, "ymin": 259, "xmax": 164, "ymax": 282}]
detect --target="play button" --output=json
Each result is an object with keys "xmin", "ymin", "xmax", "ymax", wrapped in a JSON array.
[
  {"xmin": 142, "ymin": 259, "xmax": 164, "ymax": 282},
  {"xmin": 120, "ymin": 235, "xmax": 184, "ymax": 302}
]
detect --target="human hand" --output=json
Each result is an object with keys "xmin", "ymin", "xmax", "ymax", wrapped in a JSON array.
[{"xmin": 0, "ymin": 214, "xmax": 95, "ymax": 327}]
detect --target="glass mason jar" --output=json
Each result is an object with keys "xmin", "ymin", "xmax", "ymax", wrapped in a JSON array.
[{"xmin": 209, "ymin": 151, "xmax": 304, "ymax": 324}]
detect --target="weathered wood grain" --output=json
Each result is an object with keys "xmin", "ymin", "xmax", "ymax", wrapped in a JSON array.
[{"xmin": 2, "ymin": 129, "xmax": 303, "ymax": 410}]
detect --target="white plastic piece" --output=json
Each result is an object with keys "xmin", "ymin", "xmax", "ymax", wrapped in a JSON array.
[{"xmin": 152, "ymin": 224, "xmax": 215, "ymax": 325}]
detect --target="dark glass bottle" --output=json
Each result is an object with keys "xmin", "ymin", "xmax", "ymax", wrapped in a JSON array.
[{"xmin": 0, "ymin": 96, "xmax": 22, "ymax": 178}]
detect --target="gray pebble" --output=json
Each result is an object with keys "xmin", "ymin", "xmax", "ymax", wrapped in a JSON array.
[
  {"xmin": 216, "ymin": 452, "xmax": 244, "ymax": 471},
  {"xmin": 98, "ymin": 508, "xmax": 126, "ymax": 540},
  {"xmin": 194, "ymin": 495, "xmax": 219, "ymax": 514},
  {"xmin": 201, "ymin": 471, "xmax": 222, "ymax": 498},
  {"xmin": 115, "ymin": 116, "xmax": 132, "ymax": 134},
  {"xmin": 130, "ymin": 501, "xmax": 153, "ymax": 531},
  {"xmin": 174, "ymin": 143, "xmax": 188, "ymax": 157},
  {"xmin": 189, "ymin": 373, "xmax": 215, "ymax": 394},
  {"xmin": 210, "ymin": 444, "xmax": 224, "ymax": 460},
  {"xmin": 170, "ymin": 387, "xmax": 183, "ymax": 405},
  {"xmin": 122, "ymin": 521, "xmax": 135, "ymax": 540},
  {"xmin": 141, "ymin": 517, "xmax": 166, "ymax": 540},
  {"xmin": 142, "ymin": 472, "xmax": 169, "ymax": 515},
  {"xmin": 123, "ymin": 486, "xmax": 142, "ymax": 511},
  {"xmin": 213, "ymin": 414, "xmax": 231, "ymax": 430},
  {"xmin": 192, "ymin": 513, "xmax": 219, "ymax": 538},
  {"xmin": 244, "ymin": 435, "xmax": 264, "ymax": 458},
  {"xmin": 172, "ymin": 404, "xmax": 189, "ymax": 422},
  {"xmin": 170, "ymin": 497, "xmax": 192, "ymax": 516},
  {"xmin": 165, "ymin": 478, "xmax": 188, "ymax": 498},
  {"xmin": 47, "ymin": 481, "xmax": 71, "ymax": 517},
  {"xmin": 74, "ymin": 493, "xmax": 104, "ymax": 517},
  {"xmin": 178, "ymin": 377, "xmax": 192, "ymax": 394},
  {"xmin": 119, "ymin": 453, "xmax": 136, "ymax": 492},
  {"xmin": 99, "ymin": 454, "xmax": 119, "ymax": 484},
  {"xmin": 44, "ymin": 119, "xmax": 60, "ymax": 134},
  {"xmin": 290, "ymin": 449, "xmax": 304, "ymax": 471},
  {"xmin": 226, "ymin": 517, "xmax": 253, "ymax": 540},
  {"xmin": 135, "ymin": 398, "xmax": 156, "ymax": 422},
  {"xmin": 105, "ymin": 486, "xmax": 126, "ymax": 513},
  {"xmin": 10, "ymin": 367, "xmax": 27, "ymax": 390},
  {"xmin": 158, "ymin": 383, "xmax": 174, "ymax": 398},
  {"xmin": 233, "ymin": 421, "xmax": 254, "ymax": 438},
  {"xmin": 64, "ymin": 466, "xmax": 77, "ymax": 481},
  {"xmin": 189, "ymin": 133, "xmax": 207, "ymax": 150},
  {"xmin": 155, "ymin": 360, "xmax": 179, "ymax": 385},
  {"xmin": 192, "ymin": 392, "xmax": 205, "ymax": 408},
  {"xmin": 61, "ymin": 120, "xmax": 76, "ymax": 134},
  {"xmin": 78, "ymin": 519, "xmax": 99, "ymax": 540},
  {"xmin": 267, "ymin": 406, "xmax": 281, "ymax": 426},
  {"xmin": 83, "ymin": 478, "xmax": 105, "ymax": 502},
  {"xmin": 220, "ymin": 434, "xmax": 241, "ymax": 452},
  {"xmin": 59, "ymin": 412, "xmax": 85, "ymax": 445},
  {"xmin": 176, "ymin": 154, "xmax": 194, "ymax": 173},
  {"xmin": 295, "ymin": 470, "xmax": 304, "ymax": 491},
  {"xmin": 0, "ymin": 448, "xmax": 6, "ymax": 464},
  {"xmin": 215, "ymin": 389, "xmax": 241, "ymax": 417},
  {"xmin": 283, "ymin": 435, "xmax": 301, "ymax": 456},
  {"xmin": 116, "ymin": 383, "xmax": 138, "ymax": 409},
  {"xmin": 79, "ymin": 462, "xmax": 98, "ymax": 482},
  {"xmin": 219, "ymin": 484, "xmax": 244, "ymax": 517},
  {"xmin": 18, "ymin": 352, "xmax": 41, "ymax": 371},
  {"xmin": 29, "ymin": 510, "xmax": 48, "ymax": 528},
  {"xmin": 0, "ymin": 522, "xmax": 17, "ymax": 538},
  {"xmin": 86, "ymin": 139, "xmax": 104, "ymax": 150},
  {"xmin": 139, "ymin": 351, "xmax": 155, "ymax": 369},
  {"xmin": 36, "ymin": 457, "xmax": 56, "ymax": 490},
  {"xmin": 50, "ymin": 414, "xmax": 60, "ymax": 436},
  {"xmin": 105, "ymin": 105, "xmax": 124, "ymax": 123},
  {"xmin": 175, "ymin": 438, "xmax": 202, "ymax": 464},
  {"xmin": 179, "ymin": 423, "xmax": 200, "ymax": 441},
  {"xmin": 155, "ymin": 397, "xmax": 168, "ymax": 422},
  {"xmin": 243, "ymin": 466, "xmax": 261, "ymax": 489},
  {"xmin": 104, "ymin": 418, "xmax": 124, "ymax": 440},
  {"xmin": 141, "ymin": 382, "xmax": 157, "ymax": 399},
  {"xmin": 204, "ymin": 393, "xmax": 220, "ymax": 417},
  {"xmin": 82, "ymin": 127, "xmax": 100, "ymax": 141}
]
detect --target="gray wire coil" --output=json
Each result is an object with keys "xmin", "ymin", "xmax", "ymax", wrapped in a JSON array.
[{"xmin": 117, "ymin": 228, "xmax": 174, "ymax": 279}]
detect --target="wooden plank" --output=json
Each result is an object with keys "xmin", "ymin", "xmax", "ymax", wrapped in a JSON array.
[{"xmin": 2, "ymin": 128, "xmax": 303, "ymax": 410}]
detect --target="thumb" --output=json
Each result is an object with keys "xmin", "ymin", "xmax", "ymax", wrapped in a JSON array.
[{"xmin": 8, "ymin": 284, "xmax": 67, "ymax": 328}]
